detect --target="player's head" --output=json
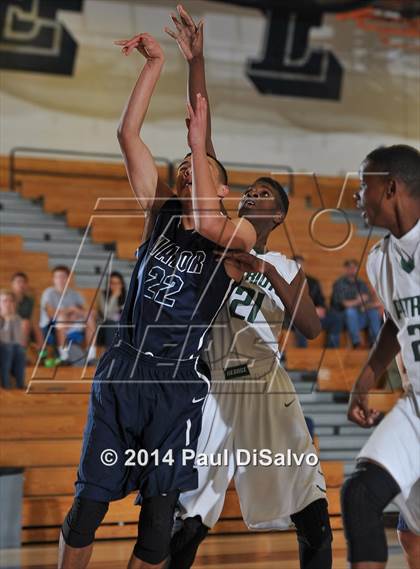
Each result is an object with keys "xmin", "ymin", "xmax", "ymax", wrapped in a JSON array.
[
  {"xmin": 52, "ymin": 265, "xmax": 70, "ymax": 292},
  {"xmin": 176, "ymin": 153, "xmax": 229, "ymax": 200},
  {"xmin": 355, "ymin": 145, "xmax": 420, "ymax": 229},
  {"xmin": 238, "ymin": 177, "xmax": 289, "ymax": 231},
  {"xmin": 343, "ymin": 259, "xmax": 358, "ymax": 279}
]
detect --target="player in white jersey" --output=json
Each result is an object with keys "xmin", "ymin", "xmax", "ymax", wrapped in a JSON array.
[
  {"xmin": 165, "ymin": 6, "xmax": 332, "ymax": 569},
  {"xmin": 341, "ymin": 144, "xmax": 420, "ymax": 569}
]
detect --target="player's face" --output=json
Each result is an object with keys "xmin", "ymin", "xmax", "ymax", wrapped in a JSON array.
[
  {"xmin": 355, "ymin": 160, "xmax": 390, "ymax": 228},
  {"xmin": 175, "ymin": 155, "xmax": 223, "ymax": 199},
  {"xmin": 238, "ymin": 182, "xmax": 281, "ymax": 223}
]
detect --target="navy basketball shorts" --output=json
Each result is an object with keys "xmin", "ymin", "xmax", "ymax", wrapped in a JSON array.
[
  {"xmin": 397, "ymin": 514, "xmax": 410, "ymax": 532},
  {"xmin": 75, "ymin": 340, "xmax": 210, "ymax": 503}
]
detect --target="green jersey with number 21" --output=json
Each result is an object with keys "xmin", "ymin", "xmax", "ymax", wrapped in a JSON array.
[{"xmin": 204, "ymin": 250, "xmax": 299, "ymax": 374}]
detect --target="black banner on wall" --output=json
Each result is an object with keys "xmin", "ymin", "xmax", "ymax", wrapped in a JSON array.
[
  {"xmin": 247, "ymin": 10, "xmax": 343, "ymax": 100},
  {"xmin": 0, "ymin": 0, "xmax": 83, "ymax": 75},
  {"xmin": 209, "ymin": 0, "xmax": 364, "ymax": 100}
]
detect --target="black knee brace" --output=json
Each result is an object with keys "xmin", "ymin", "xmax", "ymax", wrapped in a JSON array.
[
  {"xmin": 134, "ymin": 490, "xmax": 180, "ymax": 565},
  {"xmin": 341, "ymin": 461, "xmax": 401, "ymax": 563},
  {"xmin": 291, "ymin": 498, "xmax": 333, "ymax": 569},
  {"xmin": 168, "ymin": 515, "xmax": 209, "ymax": 569},
  {"xmin": 61, "ymin": 497, "xmax": 109, "ymax": 548}
]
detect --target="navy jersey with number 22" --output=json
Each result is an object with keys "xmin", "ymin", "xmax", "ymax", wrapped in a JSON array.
[{"xmin": 118, "ymin": 197, "xmax": 234, "ymax": 359}]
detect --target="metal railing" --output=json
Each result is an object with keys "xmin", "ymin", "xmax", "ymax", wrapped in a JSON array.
[
  {"xmin": 9, "ymin": 147, "xmax": 173, "ymax": 192},
  {"xmin": 9, "ymin": 147, "xmax": 294, "ymax": 195}
]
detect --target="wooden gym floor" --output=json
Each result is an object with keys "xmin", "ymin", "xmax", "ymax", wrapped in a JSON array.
[{"xmin": 0, "ymin": 530, "xmax": 407, "ymax": 568}]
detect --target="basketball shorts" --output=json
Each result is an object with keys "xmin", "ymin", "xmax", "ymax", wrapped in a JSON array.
[
  {"xmin": 178, "ymin": 361, "xmax": 327, "ymax": 530},
  {"xmin": 357, "ymin": 390, "xmax": 420, "ymax": 535},
  {"xmin": 75, "ymin": 339, "xmax": 210, "ymax": 504}
]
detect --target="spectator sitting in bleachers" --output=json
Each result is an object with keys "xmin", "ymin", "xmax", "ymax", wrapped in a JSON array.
[
  {"xmin": 292, "ymin": 255, "xmax": 342, "ymax": 348},
  {"xmin": 39, "ymin": 265, "xmax": 96, "ymax": 364},
  {"xmin": 10, "ymin": 271, "xmax": 43, "ymax": 349},
  {"xmin": 96, "ymin": 271, "xmax": 126, "ymax": 348},
  {"xmin": 0, "ymin": 290, "xmax": 26, "ymax": 389},
  {"xmin": 329, "ymin": 259, "xmax": 382, "ymax": 348}
]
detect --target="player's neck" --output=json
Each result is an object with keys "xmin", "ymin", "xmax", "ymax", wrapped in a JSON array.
[
  {"xmin": 390, "ymin": 202, "xmax": 420, "ymax": 239},
  {"xmin": 254, "ymin": 234, "xmax": 269, "ymax": 254}
]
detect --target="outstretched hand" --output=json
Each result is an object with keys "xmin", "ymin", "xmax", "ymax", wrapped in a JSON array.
[
  {"xmin": 165, "ymin": 4, "xmax": 203, "ymax": 61},
  {"xmin": 187, "ymin": 93, "xmax": 208, "ymax": 150},
  {"xmin": 113, "ymin": 32, "xmax": 164, "ymax": 62}
]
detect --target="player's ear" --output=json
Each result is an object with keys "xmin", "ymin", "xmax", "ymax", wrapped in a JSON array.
[
  {"xmin": 217, "ymin": 184, "xmax": 229, "ymax": 198},
  {"xmin": 273, "ymin": 209, "xmax": 285, "ymax": 226},
  {"xmin": 387, "ymin": 177, "xmax": 397, "ymax": 197}
]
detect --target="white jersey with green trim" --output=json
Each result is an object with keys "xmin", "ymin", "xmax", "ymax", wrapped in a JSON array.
[
  {"xmin": 366, "ymin": 220, "xmax": 420, "ymax": 393},
  {"xmin": 203, "ymin": 250, "xmax": 299, "ymax": 378}
]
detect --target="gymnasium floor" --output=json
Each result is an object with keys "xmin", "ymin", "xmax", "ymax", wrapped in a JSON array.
[{"xmin": 0, "ymin": 530, "xmax": 407, "ymax": 568}]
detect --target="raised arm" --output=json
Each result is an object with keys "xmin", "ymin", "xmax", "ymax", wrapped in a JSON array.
[
  {"xmin": 187, "ymin": 94, "xmax": 255, "ymax": 250},
  {"xmin": 165, "ymin": 4, "xmax": 216, "ymax": 157},
  {"xmin": 115, "ymin": 33, "xmax": 172, "ymax": 212}
]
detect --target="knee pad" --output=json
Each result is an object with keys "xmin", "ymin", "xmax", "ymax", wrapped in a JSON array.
[
  {"xmin": 169, "ymin": 516, "xmax": 209, "ymax": 569},
  {"xmin": 62, "ymin": 497, "xmax": 109, "ymax": 548},
  {"xmin": 291, "ymin": 498, "xmax": 332, "ymax": 550},
  {"xmin": 291, "ymin": 499, "xmax": 332, "ymax": 569},
  {"xmin": 134, "ymin": 490, "xmax": 179, "ymax": 565},
  {"xmin": 340, "ymin": 460, "xmax": 400, "ymax": 563}
]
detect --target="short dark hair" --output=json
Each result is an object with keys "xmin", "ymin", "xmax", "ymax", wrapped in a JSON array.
[
  {"xmin": 365, "ymin": 145, "xmax": 420, "ymax": 197},
  {"xmin": 11, "ymin": 272, "xmax": 28, "ymax": 282},
  {"xmin": 52, "ymin": 265, "xmax": 71, "ymax": 275},
  {"xmin": 183, "ymin": 152, "xmax": 229, "ymax": 185},
  {"xmin": 255, "ymin": 177, "xmax": 289, "ymax": 216}
]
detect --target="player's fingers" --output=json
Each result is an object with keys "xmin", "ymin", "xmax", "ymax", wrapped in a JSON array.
[
  {"xmin": 171, "ymin": 14, "xmax": 184, "ymax": 33},
  {"xmin": 178, "ymin": 4, "xmax": 197, "ymax": 32},
  {"xmin": 164, "ymin": 27, "xmax": 179, "ymax": 40},
  {"xmin": 367, "ymin": 409, "xmax": 383, "ymax": 426},
  {"xmin": 113, "ymin": 39, "xmax": 129, "ymax": 45},
  {"xmin": 186, "ymin": 101, "xmax": 194, "ymax": 120},
  {"xmin": 350, "ymin": 407, "xmax": 367, "ymax": 427}
]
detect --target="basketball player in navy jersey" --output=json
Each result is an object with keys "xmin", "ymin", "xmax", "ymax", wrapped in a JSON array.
[
  {"xmin": 58, "ymin": 34, "xmax": 255, "ymax": 569},
  {"xmin": 161, "ymin": 6, "xmax": 332, "ymax": 569}
]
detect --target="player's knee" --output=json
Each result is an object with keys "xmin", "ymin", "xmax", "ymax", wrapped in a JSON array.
[
  {"xmin": 134, "ymin": 491, "xmax": 179, "ymax": 565},
  {"xmin": 291, "ymin": 498, "xmax": 332, "ymax": 550},
  {"xmin": 398, "ymin": 529, "xmax": 420, "ymax": 559},
  {"xmin": 61, "ymin": 497, "xmax": 109, "ymax": 548},
  {"xmin": 340, "ymin": 461, "xmax": 400, "ymax": 562}
]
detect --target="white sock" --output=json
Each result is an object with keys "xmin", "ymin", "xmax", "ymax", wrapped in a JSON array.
[
  {"xmin": 58, "ymin": 346, "xmax": 69, "ymax": 361},
  {"xmin": 87, "ymin": 345, "xmax": 96, "ymax": 361}
]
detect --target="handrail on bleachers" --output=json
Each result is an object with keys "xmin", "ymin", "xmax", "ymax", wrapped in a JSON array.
[
  {"xmin": 9, "ymin": 147, "xmax": 173, "ymax": 191},
  {"xmin": 9, "ymin": 147, "xmax": 295, "ymax": 195}
]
